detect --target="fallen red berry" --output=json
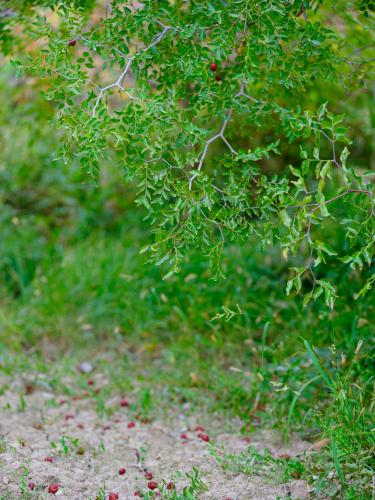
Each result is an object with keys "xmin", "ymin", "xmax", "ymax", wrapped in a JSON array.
[
  {"xmin": 108, "ymin": 493, "xmax": 119, "ymax": 500},
  {"xmin": 94, "ymin": 387, "xmax": 101, "ymax": 394},
  {"xmin": 59, "ymin": 399, "xmax": 67, "ymax": 405},
  {"xmin": 65, "ymin": 414, "xmax": 74, "ymax": 420},
  {"xmin": 242, "ymin": 437, "xmax": 251, "ymax": 444},
  {"xmin": 194, "ymin": 426, "xmax": 204, "ymax": 432},
  {"xmin": 147, "ymin": 481, "xmax": 157, "ymax": 490},
  {"xmin": 144, "ymin": 471, "xmax": 153, "ymax": 480},
  {"xmin": 77, "ymin": 423, "xmax": 84, "ymax": 429},
  {"xmin": 118, "ymin": 467, "xmax": 126, "ymax": 475},
  {"xmin": 278, "ymin": 453, "xmax": 290, "ymax": 461},
  {"xmin": 210, "ymin": 63, "xmax": 217, "ymax": 72},
  {"xmin": 180, "ymin": 433, "xmax": 188, "ymax": 439},
  {"xmin": 120, "ymin": 399, "xmax": 129, "ymax": 407},
  {"xmin": 103, "ymin": 424, "xmax": 111, "ymax": 431},
  {"xmin": 68, "ymin": 39, "xmax": 76, "ymax": 47},
  {"xmin": 197, "ymin": 432, "xmax": 210, "ymax": 442},
  {"xmin": 28, "ymin": 482, "xmax": 36, "ymax": 490},
  {"xmin": 127, "ymin": 421, "xmax": 135, "ymax": 429},
  {"xmin": 134, "ymin": 491, "xmax": 141, "ymax": 497},
  {"xmin": 48, "ymin": 483, "xmax": 59, "ymax": 494},
  {"xmin": 215, "ymin": 74, "xmax": 222, "ymax": 82},
  {"xmin": 167, "ymin": 481, "xmax": 175, "ymax": 490},
  {"xmin": 87, "ymin": 379, "xmax": 94, "ymax": 386},
  {"xmin": 44, "ymin": 456, "xmax": 54, "ymax": 463}
]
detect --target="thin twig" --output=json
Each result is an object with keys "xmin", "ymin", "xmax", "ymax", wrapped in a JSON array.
[{"xmin": 92, "ymin": 24, "xmax": 173, "ymax": 116}]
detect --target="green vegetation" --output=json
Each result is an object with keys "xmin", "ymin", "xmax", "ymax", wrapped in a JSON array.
[{"xmin": 0, "ymin": 1, "xmax": 374, "ymax": 498}]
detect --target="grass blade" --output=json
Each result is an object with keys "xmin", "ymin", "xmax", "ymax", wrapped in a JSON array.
[
  {"xmin": 304, "ymin": 340, "xmax": 334, "ymax": 390},
  {"xmin": 285, "ymin": 375, "xmax": 321, "ymax": 442}
]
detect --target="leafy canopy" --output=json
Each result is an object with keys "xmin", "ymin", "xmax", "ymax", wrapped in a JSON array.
[{"xmin": 2, "ymin": 0, "xmax": 374, "ymax": 306}]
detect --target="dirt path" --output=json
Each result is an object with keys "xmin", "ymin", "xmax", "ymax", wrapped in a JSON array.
[{"xmin": 0, "ymin": 376, "xmax": 309, "ymax": 499}]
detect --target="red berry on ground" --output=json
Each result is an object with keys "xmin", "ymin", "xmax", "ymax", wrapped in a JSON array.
[
  {"xmin": 127, "ymin": 421, "xmax": 135, "ymax": 428},
  {"xmin": 180, "ymin": 433, "xmax": 188, "ymax": 439},
  {"xmin": 144, "ymin": 471, "xmax": 153, "ymax": 480},
  {"xmin": 28, "ymin": 482, "xmax": 36, "ymax": 490},
  {"xmin": 77, "ymin": 423, "xmax": 84, "ymax": 429},
  {"xmin": 59, "ymin": 399, "xmax": 67, "ymax": 405},
  {"xmin": 134, "ymin": 491, "xmax": 141, "ymax": 497},
  {"xmin": 195, "ymin": 426, "xmax": 204, "ymax": 432},
  {"xmin": 120, "ymin": 398, "xmax": 129, "ymax": 407},
  {"xmin": 210, "ymin": 63, "xmax": 217, "ymax": 72},
  {"xmin": 44, "ymin": 456, "xmax": 54, "ymax": 463},
  {"xmin": 118, "ymin": 467, "xmax": 126, "ymax": 475},
  {"xmin": 103, "ymin": 424, "xmax": 111, "ymax": 431},
  {"xmin": 167, "ymin": 481, "xmax": 175, "ymax": 490},
  {"xmin": 147, "ymin": 481, "xmax": 158, "ymax": 490},
  {"xmin": 242, "ymin": 437, "xmax": 251, "ymax": 444},
  {"xmin": 215, "ymin": 74, "xmax": 222, "ymax": 82},
  {"xmin": 108, "ymin": 493, "xmax": 119, "ymax": 500},
  {"xmin": 87, "ymin": 379, "xmax": 94, "ymax": 386},
  {"xmin": 48, "ymin": 483, "xmax": 59, "ymax": 494},
  {"xmin": 197, "ymin": 432, "xmax": 210, "ymax": 442},
  {"xmin": 68, "ymin": 39, "xmax": 76, "ymax": 47},
  {"xmin": 65, "ymin": 414, "xmax": 74, "ymax": 420}
]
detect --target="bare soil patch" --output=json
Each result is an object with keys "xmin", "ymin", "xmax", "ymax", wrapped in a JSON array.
[{"xmin": 0, "ymin": 376, "xmax": 309, "ymax": 499}]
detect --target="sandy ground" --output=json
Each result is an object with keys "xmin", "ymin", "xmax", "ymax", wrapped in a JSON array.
[{"xmin": 0, "ymin": 376, "xmax": 310, "ymax": 499}]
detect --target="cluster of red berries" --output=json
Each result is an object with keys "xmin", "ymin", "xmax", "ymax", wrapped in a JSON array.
[
  {"xmin": 28, "ymin": 481, "xmax": 59, "ymax": 494},
  {"xmin": 209, "ymin": 62, "xmax": 222, "ymax": 82},
  {"xmin": 180, "ymin": 425, "xmax": 210, "ymax": 442}
]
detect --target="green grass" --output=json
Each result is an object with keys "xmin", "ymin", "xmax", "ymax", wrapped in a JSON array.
[{"xmin": 0, "ymin": 220, "xmax": 373, "ymax": 497}]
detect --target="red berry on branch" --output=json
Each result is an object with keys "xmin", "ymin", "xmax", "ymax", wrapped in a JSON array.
[
  {"xmin": 210, "ymin": 63, "xmax": 218, "ymax": 72},
  {"xmin": 215, "ymin": 74, "xmax": 222, "ymax": 82},
  {"xmin": 68, "ymin": 39, "xmax": 76, "ymax": 47}
]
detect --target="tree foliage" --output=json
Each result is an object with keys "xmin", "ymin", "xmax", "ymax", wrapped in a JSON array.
[{"xmin": 2, "ymin": 0, "xmax": 374, "ymax": 306}]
